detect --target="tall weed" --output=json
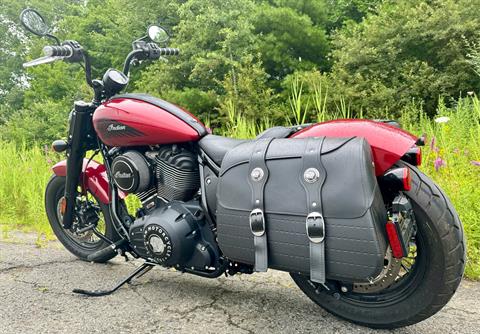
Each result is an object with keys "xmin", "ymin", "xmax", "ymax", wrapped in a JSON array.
[{"xmin": 0, "ymin": 142, "xmax": 57, "ymax": 238}]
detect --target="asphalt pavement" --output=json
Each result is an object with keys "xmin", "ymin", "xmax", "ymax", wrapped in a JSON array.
[{"xmin": 0, "ymin": 233, "xmax": 479, "ymax": 334}]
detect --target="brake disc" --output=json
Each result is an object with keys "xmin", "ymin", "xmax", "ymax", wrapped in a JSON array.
[{"xmin": 352, "ymin": 248, "xmax": 402, "ymax": 293}]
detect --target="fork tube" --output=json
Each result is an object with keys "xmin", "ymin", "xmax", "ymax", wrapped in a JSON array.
[{"xmin": 62, "ymin": 101, "xmax": 94, "ymax": 229}]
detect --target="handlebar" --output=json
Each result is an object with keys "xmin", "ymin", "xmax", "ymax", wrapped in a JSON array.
[
  {"xmin": 148, "ymin": 46, "xmax": 180, "ymax": 60},
  {"xmin": 23, "ymin": 41, "xmax": 81, "ymax": 68},
  {"xmin": 122, "ymin": 44, "xmax": 180, "ymax": 75},
  {"xmin": 43, "ymin": 45, "xmax": 74, "ymax": 57},
  {"xmin": 22, "ymin": 45, "xmax": 72, "ymax": 68},
  {"xmin": 23, "ymin": 37, "xmax": 179, "ymax": 95},
  {"xmin": 23, "ymin": 40, "xmax": 93, "ymax": 87},
  {"xmin": 157, "ymin": 47, "xmax": 180, "ymax": 56}
]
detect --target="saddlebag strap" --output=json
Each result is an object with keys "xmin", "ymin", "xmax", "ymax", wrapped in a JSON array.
[
  {"xmin": 248, "ymin": 138, "xmax": 274, "ymax": 272},
  {"xmin": 301, "ymin": 137, "xmax": 327, "ymax": 283}
]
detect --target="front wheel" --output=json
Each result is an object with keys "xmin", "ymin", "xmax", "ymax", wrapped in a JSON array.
[
  {"xmin": 291, "ymin": 162, "xmax": 466, "ymax": 329},
  {"xmin": 45, "ymin": 175, "xmax": 121, "ymax": 262}
]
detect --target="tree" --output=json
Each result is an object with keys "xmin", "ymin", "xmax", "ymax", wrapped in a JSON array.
[
  {"xmin": 330, "ymin": 0, "xmax": 480, "ymax": 116},
  {"xmin": 325, "ymin": 0, "xmax": 382, "ymax": 32},
  {"xmin": 253, "ymin": 1, "xmax": 330, "ymax": 80},
  {"xmin": 135, "ymin": 0, "xmax": 263, "ymax": 121}
]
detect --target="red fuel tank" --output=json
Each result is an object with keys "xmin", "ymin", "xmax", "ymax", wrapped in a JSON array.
[{"xmin": 93, "ymin": 93, "xmax": 208, "ymax": 147}]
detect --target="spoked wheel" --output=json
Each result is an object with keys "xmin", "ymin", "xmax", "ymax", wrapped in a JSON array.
[
  {"xmin": 45, "ymin": 175, "xmax": 121, "ymax": 262},
  {"xmin": 291, "ymin": 162, "xmax": 465, "ymax": 329}
]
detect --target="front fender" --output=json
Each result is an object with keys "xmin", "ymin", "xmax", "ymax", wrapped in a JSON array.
[
  {"xmin": 291, "ymin": 119, "xmax": 417, "ymax": 176},
  {"xmin": 52, "ymin": 159, "xmax": 126, "ymax": 204}
]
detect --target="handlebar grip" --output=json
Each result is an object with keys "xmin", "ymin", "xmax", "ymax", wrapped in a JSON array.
[
  {"xmin": 43, "ymin": 45, "xmax": 73, "ymax": 58},
  {"xmin": 158, "ymin": 48, "xmax": 180, "ymax": 56}
]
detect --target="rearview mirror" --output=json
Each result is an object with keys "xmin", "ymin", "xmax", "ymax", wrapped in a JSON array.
[
  {"xmin": 20, "ymin": 8, "xmax": 50, "ymax": 36},
  {"xmin": 148, "ymin": 25, "xmax": 169, "ymax": 44}
]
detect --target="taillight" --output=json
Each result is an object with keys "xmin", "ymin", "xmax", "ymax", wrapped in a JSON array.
[
  {"xmin": 381, "ymin": 167, "xmax": 412, "ymax": 192},
  {"xmin": 402, "ymin": 167, "xmax": 412, "ymax": 191},
  {"xmin": 415, "ymin": 147, "xmax": 422, "ymax": 166},
  {"xmin": 402, "ymin": 146, "xmax": 422, "ymax": 166}
]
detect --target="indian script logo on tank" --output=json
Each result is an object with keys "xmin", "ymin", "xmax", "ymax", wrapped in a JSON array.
[
  {"xmin": 100, "ymin": 119, "xmax": 145, "ymax": 138},
  {"xmin": 107, "ymin": 124, "xmax": 126, "ymax": 132}
]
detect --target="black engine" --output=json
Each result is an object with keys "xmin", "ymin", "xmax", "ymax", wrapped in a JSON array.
[
  {"xmin": 111, "ymin": 145, "xmax": 200, "ymax": 209},
  {"xmin": 110, "ymin": 145, "xmax": 219, "ymax": 270},
  {"xmin": 129, "ymin": 201, "xmax": 219, "ymax": 270}
]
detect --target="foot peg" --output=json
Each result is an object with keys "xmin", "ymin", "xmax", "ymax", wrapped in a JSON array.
[
  {"xmin": 86, "ymin": 239, "xmax": 127, "ymax": 262},
  {"xmin": 73, "ymin": 262, "xmax": 154, "ymax": 297}
]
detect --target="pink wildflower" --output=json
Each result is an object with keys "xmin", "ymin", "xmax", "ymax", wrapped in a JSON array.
[{"xmin": 434, "ymin": 157, "xmax": 446, "ymax": 172}]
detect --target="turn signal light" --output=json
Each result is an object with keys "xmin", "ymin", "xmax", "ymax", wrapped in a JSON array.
[
  {"xmin": 59, "ymin": 197, "xmax": 67, "ymax": 216},
  {"xmin": 381, "ymin": 167, "xmax": 412, "ymax": 192},
  {"xmin": 52, "ymin": 139, "xmax": 69, "ymax": 153},
  {"xmin": 402, "ymin": 146, "xmax": 422, "ymax": 166}
]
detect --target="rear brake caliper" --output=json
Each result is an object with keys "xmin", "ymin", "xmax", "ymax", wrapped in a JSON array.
[{"xmin": 386, "ymin": 194, "xmax": 417, "ymax": 259}]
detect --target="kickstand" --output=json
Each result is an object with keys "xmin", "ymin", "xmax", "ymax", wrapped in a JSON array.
[{"xmin": 73, "ymin": 262, "xmax": 154, "ymax": 297}]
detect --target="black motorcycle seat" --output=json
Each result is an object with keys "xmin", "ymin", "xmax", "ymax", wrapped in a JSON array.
[
  {"xmin": 256, "ymin": 126, "xmax": 295, "ymax": 140},
  {"xmin": 199, "ymin": 135, "xmax": 248, "ymax": 166},
  {"xmin": 199, "ymin": 126, "xmax": 294, "ymax": 166}
]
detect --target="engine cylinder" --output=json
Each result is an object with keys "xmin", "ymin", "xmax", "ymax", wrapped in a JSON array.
[{"xmin": 156, "ymin": 146, "xmax": 200, "ymax": 201}]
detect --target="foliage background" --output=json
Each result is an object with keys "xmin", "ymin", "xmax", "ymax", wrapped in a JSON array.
[
  {"xmin": 0, "ymin": 0, "xmax": 479, "ymax": 278},
  {"xmin": 3, "ymin": 0, "xmax": 479, "ymax": 142}
]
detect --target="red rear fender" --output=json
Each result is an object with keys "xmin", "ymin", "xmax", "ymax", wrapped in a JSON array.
[
  {"xmin": 291, "ymin": 120, "xmax": 417, "ymax": 175},
  {"xmin": 52, "ymin": 159, "xmax": 126, "ymax": 204}
]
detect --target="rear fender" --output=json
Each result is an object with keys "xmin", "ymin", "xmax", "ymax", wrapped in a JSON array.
[
  {"xmin": 52, "ymin": 159, "xmax": 126, "ymax": 204},
  {"xmin": 291, "ymin": 119, "xmax": 417, "ymax": 176}
]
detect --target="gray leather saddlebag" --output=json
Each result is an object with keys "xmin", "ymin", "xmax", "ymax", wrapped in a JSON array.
[{"xmin": 216, "ymin": 137, "xmax": 387, "ymax": 282}]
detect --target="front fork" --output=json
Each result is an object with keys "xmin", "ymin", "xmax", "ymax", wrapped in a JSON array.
[{"xmin": 62, "ymin": 101, "xmax": 96, "ymax": 229}]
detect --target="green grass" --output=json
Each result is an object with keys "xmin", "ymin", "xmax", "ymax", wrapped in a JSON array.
[
  {"xmin": 0, "ymin": 142, "xmax": 57, "ymax": 239},
  {"xmin": 0, "ymin": 96, "xmax": 479, "ymax": 279}
]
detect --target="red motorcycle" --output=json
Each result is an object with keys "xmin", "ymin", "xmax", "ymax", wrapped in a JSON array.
[{"xmin": 20, "ymin": 9, "xmax": 465, "ymax": 329}]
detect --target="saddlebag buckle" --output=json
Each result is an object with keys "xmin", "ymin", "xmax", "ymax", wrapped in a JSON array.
[
  {"xmin": 250, "ymin": 208, "xmax": 265, "ymax": 237},
  {"xmin": 306, "ymin": 212, "xmax": 325, "ymax": 243}
]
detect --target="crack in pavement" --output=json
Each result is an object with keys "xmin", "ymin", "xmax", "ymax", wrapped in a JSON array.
[
  {"xmin": 12, "ymin": 277, "xmax": 74, "ymax": 297},
  {"xmin": 209, "ymin": 292, "xmax": 255, "ymax": 334},
  {"xmin": 0, "ymin": 259, "xmax": 79, "ymax": 274},
  {"xmin": 129, "ymin": 276, "xmax": 256, "ymax": 334}
]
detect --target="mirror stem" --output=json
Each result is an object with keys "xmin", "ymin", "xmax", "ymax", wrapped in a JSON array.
[
  {"xmin": 123, "ymin": 49, "xmax": 144, "ymax": 76},
  {"xmin": 46, "ymin": 33, "xmax": 61, "ymax": 45}
]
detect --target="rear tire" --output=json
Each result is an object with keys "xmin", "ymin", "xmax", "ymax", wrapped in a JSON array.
[
  {"xmin": 45, "ymin": 175, "xmax": 121, "ymax": 262},
  {"xmin": 291, "ymin": 162, "xmax": 466, "ymax": 328}
]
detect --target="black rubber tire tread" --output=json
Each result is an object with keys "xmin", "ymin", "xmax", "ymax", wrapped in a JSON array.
[
  {"xmin": 291, "ymin": 161, "xmax": 466, "ymax": 329},
  {"xmin": 45, "ymin": 175, "xmax": 121, "ymax": 263}
]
